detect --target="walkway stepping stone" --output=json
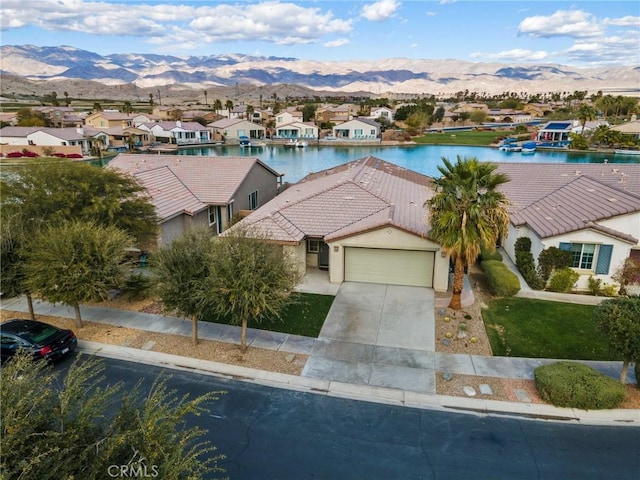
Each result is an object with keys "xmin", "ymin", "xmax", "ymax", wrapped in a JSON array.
[
  {"xmin": 441, "ymin": 372, "xmax": 453, "ymax": 381},
  {"xmin": 479, "ymin": 383, "xmax": 493, "ymax": 395},
  {"xmin": 515, "ymin": 389, "xmax": 532, "ymax": 402},
  {"xmin": 463, "ymin": 386, "xmax": 476, "ymax": 396}
]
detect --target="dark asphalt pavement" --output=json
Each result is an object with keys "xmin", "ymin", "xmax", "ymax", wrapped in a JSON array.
[{"xmin": 56, "ymin": 354, "xmax": 640, "ymax": 480}]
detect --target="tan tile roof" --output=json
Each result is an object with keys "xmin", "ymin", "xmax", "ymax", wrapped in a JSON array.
[
  {"xmin": 134, "ymin": 166, "xmax": 206, "ymax": 219},
  {"xmin": 109, "ymin": 153, "xmax": 281, "ymax": 207},
  {"xmin": 237, "ymin": 156, "xmax": 433, "ymax": 243},
  {"xmin": 497, "ymin": 162, "xmax": 640, "ymax": 241}
]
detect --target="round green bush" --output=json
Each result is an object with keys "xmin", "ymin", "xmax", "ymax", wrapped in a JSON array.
[
  {"xmin": 534, "ymin": 361, "xmax": 626, "ymax": 409},
  {"xmin": 480, "ymin": 260, "xmax": 520, "ymax": 297}
]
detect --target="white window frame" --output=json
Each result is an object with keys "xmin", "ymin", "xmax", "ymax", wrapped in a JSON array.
[
  {"xmin": 227, "ymin": 200, "xmax": 234, "ymax": 220},
  {"xmin": 208, "ymin": 205, "xmax": 217, "ymax": 227},
  {"xmin": 249, "ymin": 191, "xmax": 258, "ymax": 210},
  {"xmin": 570, "ymin": 243, "xmax": 596, "ymax": 270}
]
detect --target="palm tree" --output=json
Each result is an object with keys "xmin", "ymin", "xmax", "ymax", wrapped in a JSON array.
[
  {"xmin": 577, "ymin": 104, "xmax": 597, "ymax": 135},
  {"xmin": 213, "ymin": 99, "xmax": 222, "ymax": 117},
  {"xmin": 225, "ymin": 99, "xmax": 234, "ymax": 118},
  {"xmin": 203, "ymin": 90, "xmax": 208, "ymax": 107},
  {"xmin": 426, "ymin": 156, "xmax": 510, "ymax": 310}
]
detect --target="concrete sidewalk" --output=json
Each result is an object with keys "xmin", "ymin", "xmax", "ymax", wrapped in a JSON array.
[{"xmin": 1, "ymin": 294, "xmax": 636, "ymax": 426}]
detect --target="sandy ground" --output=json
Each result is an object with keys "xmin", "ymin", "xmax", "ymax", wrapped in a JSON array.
[{"xmin": 2, "ymin": 281, "xmax": 638, "ymax": 409}]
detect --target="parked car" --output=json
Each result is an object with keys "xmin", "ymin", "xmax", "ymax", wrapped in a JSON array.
[{"xmin": 0, "ymin": 319, "xmax": 77, "ymax": 364}]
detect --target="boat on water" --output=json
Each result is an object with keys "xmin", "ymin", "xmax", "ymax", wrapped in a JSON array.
[
  {"xmin": 284, "ymin": 139, "xmax": 308, "ymax": 149},
  {"xmin": 521, "ymin": 141, "xmax": 537, "ymax": 154},
  {"xmin": 614, "ymin": 149, "xmax": 640, "ymax": 155},
  {"xmin": 239, "ymin": 135, "xmax": 252, "ymax": 148},
  {"xmin": 498, "ymin": 138, "xmax": 521, "ymax": 152}
]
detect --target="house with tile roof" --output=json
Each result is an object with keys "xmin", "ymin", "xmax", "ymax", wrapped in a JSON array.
[
  {"xmin": 108, "ymin": 154, "xmax": 283, "ymax": 246},
  {"xmin": 229, "ymin": 156, "xmax": 449, "ymax": 291},
  {"xmin": 332, "ymin": 118, "xmax": 381, "ymax": 140},
  {"xmin": 496, "ymin": 163, "xmax": 640, "ymax": 291},
  {"xmin": 137, "ymin": 121, "xmax": 212, "ymax": 145},
  {"xmin": 207, "ymin": 118, "xmax": 266, "ymax": 143},
  {"xmin": 275, "ymin": 121, "xmax": 319, "ymax": 139}
]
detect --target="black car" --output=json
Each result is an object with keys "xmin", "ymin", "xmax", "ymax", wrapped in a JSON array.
[{"xmin": 0, "ymin": 319, "xmax": 77, "ymax": 364}]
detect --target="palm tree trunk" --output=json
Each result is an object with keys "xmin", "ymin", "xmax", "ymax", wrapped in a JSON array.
[
  {"xmin": 240, "ymin": 317, "xmax": 248, "ymax": 353},
  {"xmin": 191, "ymin": 315, "xmax": 199, "ymax": 346},
  {"xmin": 448, "ymin": 256, "xmax": 464, "ymax": 310},
  {"xmin": 73, "ymin": 303, "xmax": 83, "ymax": 329},
  {"xmin": 26, "ymin": 293, "xmax": 35, "ymax": 320}
]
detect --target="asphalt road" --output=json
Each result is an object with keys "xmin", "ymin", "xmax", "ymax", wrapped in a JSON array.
[{"xmin": 55, "ymin": 355, "xmax": 639, "ymax": 480}]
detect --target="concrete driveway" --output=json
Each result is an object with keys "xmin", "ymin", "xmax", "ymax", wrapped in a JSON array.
[{"xmin": 302, "ymin": 282, "xmax": 437, "ymax": 393}]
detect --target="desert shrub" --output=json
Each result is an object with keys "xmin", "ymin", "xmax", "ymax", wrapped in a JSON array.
[
  {"xmin": 481, "ymin": 260, "xmax": 520, "ymax": 297},
  {"xmin": 534, "ymin": 361, "xmax": 626, "ymax": 409},
  {"xmin": 588, "ymin": 275, "xmax": 602, "ymax": 295},
  {"xmin": 601, "ymin": 283, "xmax": 618, "ymax": 297},
  {"xmin": 480, "ymin": 245, "xmax": 502, "ymax": 261},
  {"xmin": 121, "ymin": 272, "xmax": 153, "ymax": 299},
  {"xmin": 548, "ymin": 267, "xmax": 579, "ymax": 293}
]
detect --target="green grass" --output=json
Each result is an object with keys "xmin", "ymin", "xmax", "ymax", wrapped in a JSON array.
[
  {"xmin": 413, "ymin": 130, "xmax": 515, "ymax": 146},
  {"xmin": 482, "ymin": 298, "xmax": 618, "ymax": 360},
  {"xmin": 204, "ymin": 292, "xmax": 334, "ymax": 338}
]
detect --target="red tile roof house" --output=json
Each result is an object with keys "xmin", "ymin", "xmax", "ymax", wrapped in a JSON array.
[
  {"xmin": 229, "ymin": 156, "xmax": 450, "ymax": 292},
  {"xmin": 108, "ymin": 154, "xmax": 283, "ymax": 247},
  {"xmin": 496, "ymin": 163, "xmax": 640, "ymax": 292}
]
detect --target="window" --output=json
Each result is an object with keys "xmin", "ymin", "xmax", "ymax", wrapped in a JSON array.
[
  {"xmin": 208, "ymin": 205, "xmax": 217, "ymax": 226},
  {"xmin": 227, "ymin": 201, "xmax": 234, "ymax": 221},
  {"xmin": 570, "ymin": 243, "xmax": 595, "ymax": 269},
  {"xmin": 559, "ymin": 242, "xmax": 613, "ymax": 274},
  {"xmin": 307, "ymin": 240, "xmax": 320, "ymax": 253},
  {"xmin": 249, "ymin": 191, "xmax": 258, "ymax": 210}
]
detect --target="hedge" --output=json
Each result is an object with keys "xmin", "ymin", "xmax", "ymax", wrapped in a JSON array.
[
  {"xmin": 534, "ymin": 361, "xmax": 626, "ymax": 409},
  {"xmin": 480, "ymin": 245, "xmax": 502, "ymax": 261},
  {"xmin": 480, "ymin": 260, "xmax": 520, "ymax": 297}
]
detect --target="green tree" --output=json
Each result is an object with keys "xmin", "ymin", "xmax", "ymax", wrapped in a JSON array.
[
  {"xmin": 16, "ymin": 107, "xmax": 47, "ymax": 127},
  {"xmin": 199, "ymin": 226, "xmax": 299, "ymax": 352},
  {"xmin": 213, "ymin": 99, "xmax": 222, "ymax": 117},
  {"xmin": 63, "ymin": 91, "xmax": 70, "ymax": 106},
  {"xmin": 426, "ymin": 156, "xmax": 510, "ymax": 309},
  {"xmin": 24, "ymin": 220, "xmax": 132, "ymax": 328},
  {"xmin": 152, "ymin": 227, "xmax": 215, "ymax": 345},
  {"xmin": 1, "ymin": 159, "xmax": 158, "ymax": 248},
  {"xmin": 1, "ymin": 353, "xmax": 225, "ymax": 479},
  {"xmin": 122, "ymin": 100, "xmax": 132, "ymax": 114},
  {"xmin": 576, "ymin": 104, "xmax": 597, "ymax": 135},
  {"xmin": 469, "ymin": 110, "xmax": 487, "ymax": 124},
  {"xmin": 246, "ymin": 104, "xmax": 255, "ymax": 122},
  {"xmin": 568, "ymin": 132, "xmax": 589, "ymax": 150},
  {"xmin": 302, "ymin": 103, "xmax": 317, "ymax": 122},
  {"xmin": 612, "ymin": 258, "xmax": 640, "ymax": 296},
  {"xmin": 432, "ymin": 106, "xmax": 445, "ymax": 128},
  {"xmin": 93, "ymin": 102, "xmax": 103, "ymax": 112},
  {"xmin": 593, "ymin": 296, "xmax": 640, "ymax": 383}
]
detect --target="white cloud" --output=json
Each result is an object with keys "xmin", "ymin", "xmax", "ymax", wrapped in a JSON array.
[
  {"xmin": 470, "ymin": 49, "xmax": 549, "ymax": 62},
  {"xmin": 604, "ymin": 15, "xmax": 640, "ymax": 27},
  {"xmin": 564, "ymin": 33, "xmax": 640, "ymax": 65},
  {"xmin": 519, "ymin": 10, "xmax": 605, "ymax": 38},
  {"xmin": 324, "ymin": 38, "xmax": 350, "ymax": 48},
  {"xmin": 360, "ymin": 0, "xmax": 400, "ymax": 22},
  {"xmin": 0, "ymin": 0, "xmax": 353, "ymax": 49}
]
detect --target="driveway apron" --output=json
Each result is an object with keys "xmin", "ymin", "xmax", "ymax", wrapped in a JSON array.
[{"xmin": 302, "ymin": 282, "xmax": 436, "ymax": 393}]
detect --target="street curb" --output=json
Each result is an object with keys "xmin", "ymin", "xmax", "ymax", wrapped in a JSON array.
[{"xmin": 78, "ymin": 341, "xmax": 639, "ymax": 426}]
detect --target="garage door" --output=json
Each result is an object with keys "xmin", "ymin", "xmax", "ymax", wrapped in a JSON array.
[{"xmin": 344, "ymin": 247, "xmax": 434, "ymax": 287}]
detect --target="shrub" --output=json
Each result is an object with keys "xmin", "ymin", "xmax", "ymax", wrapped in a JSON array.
[
  {"xmin": 481, "ymin": 260, "xmax": 520, "ymax": 297},
  {"xmin": 6, "ymin": 151, "xmax": 23, "ymax": 158},
  {"xmin": 514, "ymin": 237, "xmax": 544, "ymax": 289},
  {"xmin": 121, "ymin": 272, "xmax": 153, "ymax": 300},
  {"xmin": 534, "ymin": 361, "xmax": 626, "ymax": 409},
  {"xmin": 66, "ymin": 153, "xmax": 83, "ymax": 158},
  {"xmin": 480, "ymin": 245, "xmax": 502, "ymax": 261},
  {"xmin": 538, "ymin": 247, "xmax": 572, "ymax": 282},
  {"xmin": 548, "ymin": 267, "xmax": 579, "ymax": 293},
  {"xmin": 588, "ymin": 275, "xmax": 602, "ymax": 295}
]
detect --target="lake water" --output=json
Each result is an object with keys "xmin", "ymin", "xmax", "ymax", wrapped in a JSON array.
[{"xmin": 179, "ymin": 144, "xmax": 639, "ymax": 183}]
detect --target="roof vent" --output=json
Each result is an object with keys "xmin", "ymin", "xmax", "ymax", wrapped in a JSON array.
[
  {"xmin": 343, "ymin": 196, "xmax": 354, "ymax": 200},
  {"xmin": 608, "ymin": 197, "xmax": 618, "ymax": 202}
]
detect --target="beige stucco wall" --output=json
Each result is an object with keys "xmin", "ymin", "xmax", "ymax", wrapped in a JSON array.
[
  {"xmin": 325, "ymin": 227, "xmax": 449, "ymax": 292},
  {"xmin": 284, "ymin": 243, "xmax": 306, "ymax": 278}
]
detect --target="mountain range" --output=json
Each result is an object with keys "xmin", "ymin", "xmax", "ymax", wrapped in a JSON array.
[{"xmin": 1, "ymin": 45, "xmax": 639, "ymax": 100}]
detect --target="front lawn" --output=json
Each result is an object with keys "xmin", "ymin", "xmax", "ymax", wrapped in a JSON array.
[
  {"xmin": 482, "ymin": 298, "xmax": 618, "ymax": 360},
  {"xmin": 414, "ymin": 130, "xmax": 514, "ymax": 146},
  {"xmin": 204, "ymin": 292, "xmax": 334, "ymax": 338}
]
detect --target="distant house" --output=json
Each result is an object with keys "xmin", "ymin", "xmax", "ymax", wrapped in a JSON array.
[
  {"xmin": 108, "ymin": 154, "xmax": 284, "ymax": 246},
  {"xmin": 0, "ymin": 126, "xmax": 86, "ymax": 156},
  {"xmin": 535, "ymin": 121, "xmax": 572, "ymax": 146},
  {"xmin": 275, "ymin": 110, "xmax": 303, "ymax": 127},
  {"xmin": 85, "ymin": 111, "xmax": 137, "ymax": 129},
  {"xmin": 137, "ymin": 121, "xmax": 212, "ymax": 145},
  {"xmin": 369, "ymin": 106, "xmax": 394, "ymax": 122},
  {"xmin": 315, "ymin": 105, "xmax": 352, "ymax": 125},
  {"xmin": 229, "ymin": 156, "xmax": 450, "ymax": 291},
  {"xmin": 611, "ymin": 116, "xmax": 640, "ymax": 139},
  {"xmin": 497, "ymin": 163, "xmax": 640, "ymax": 292},
  {"xmin": 523, "ymin": 103, "xmax": 553, "ymax": 118},
  {"xmin": 208, "ymin": 118, "xmax": 266, "ymax": 142},
  {"xmin": 275, "ymin": 121, "xmax": 319, "ymax": 139},
  {"xmin": 333, "ymin": 118, "xmax": 380, "ymax": 140},
  {"xmin": 0, "ymin": 112, "xmax": 19, "ymax": 126}
]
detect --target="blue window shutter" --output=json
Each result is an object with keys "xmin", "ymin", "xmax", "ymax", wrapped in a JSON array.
[
  {"xmin": 559, "ymin": 242, "xmax": 571, "ymax": 251},
  {"xmin": 595, "ymin": 244, "xmax": 613, "ymax": 274}
]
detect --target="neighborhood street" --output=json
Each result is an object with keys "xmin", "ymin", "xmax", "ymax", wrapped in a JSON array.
[{"xmin": 57, "ymin": 355, "xmax": 640, "ymax": 480}]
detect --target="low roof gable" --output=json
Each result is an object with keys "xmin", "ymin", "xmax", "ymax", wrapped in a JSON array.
[
  {"xmin": 108, "ymin": 154, "xmax": 281, "ymax": 205},
  {"xmin": 235, "ymin": 156, "xmax": 433, "ymax": 243}
]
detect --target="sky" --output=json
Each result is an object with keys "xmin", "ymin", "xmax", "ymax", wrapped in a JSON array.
[{"xmin": 1, "ymin": 0, "xmax": 639, "ymax": 66}]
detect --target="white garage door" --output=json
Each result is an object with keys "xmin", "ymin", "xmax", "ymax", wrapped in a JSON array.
[{"xmin": 344, "ymin": 247, "xmax": 434, "ymax": 287}]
